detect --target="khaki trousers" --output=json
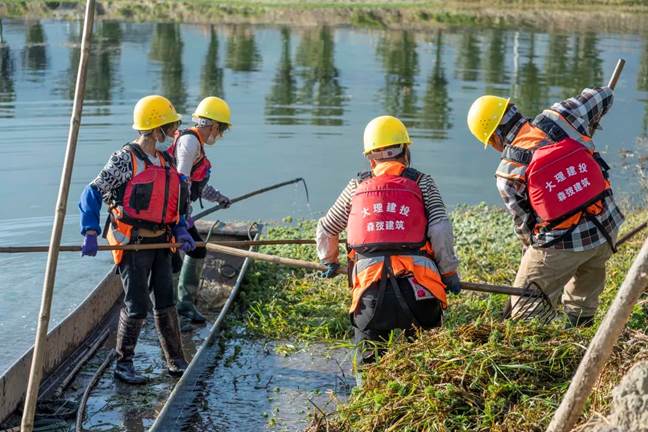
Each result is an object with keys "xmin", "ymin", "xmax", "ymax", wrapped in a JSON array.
[{"xmin": 512, "ymin": 243, "xmax": 613, "ymax": 319}]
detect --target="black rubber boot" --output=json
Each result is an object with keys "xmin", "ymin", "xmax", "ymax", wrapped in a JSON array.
[
  {"xmin": 114, "ymin": 309, "xmax": 147, "ymax": 384},
  {"xmin": 565, "ymin": 312, "xmax": 595, "ymax": 328},
  {"xmin": 154, "ymin": 306, "xmax": 189, "ymax": 377},
  {"xmin": 176, "ymin": 256, "xmax": 207, "ymax": 324}
]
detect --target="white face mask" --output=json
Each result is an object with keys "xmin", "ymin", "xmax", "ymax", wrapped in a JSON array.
[{"xmin": 155, "ymin": 139, "xmax": 171, "ymax": 151}]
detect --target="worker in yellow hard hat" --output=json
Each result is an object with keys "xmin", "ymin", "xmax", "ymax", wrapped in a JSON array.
[
  {"xmin": 79, "ymin": 95, "xmax": 195, "ymax": 384},
  {"xmin": 166, "ymin": 96, "xmax": 233, "ymax": 329},
  {"xmin": 467, "ymin": 88, "xmax": 624, "ymax": 327},
  {"xmin": 316, "ymin": 115, "xmax": 460, "ymax": 372}
]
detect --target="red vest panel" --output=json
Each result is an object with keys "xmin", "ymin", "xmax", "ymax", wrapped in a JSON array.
[
  {"xmin": 526, "ymin": 137, "xmax": 608, "ymax": 223},
  {"xmin": 347, "ymin": 174, "xmax": 427, "ymax": 252},
  {"xmin": 168, "ymin": 129, "xmax": 212, "ymax": 202},
  {"xmin": 121, "ymin": 154, "xmax": 181, "ymax": 228}
]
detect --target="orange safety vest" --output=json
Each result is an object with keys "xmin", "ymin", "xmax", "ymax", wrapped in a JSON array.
[
  {"xmin": 105, "ymin": 145, "xmax": 183, "ymax": 264},
  {"xmin": 495, "ymin": 110, "xmax": 612, "ymax": 235},
  {"xmin": 347, "ymin": 161, "xmax": 447, "ymax": 313}
]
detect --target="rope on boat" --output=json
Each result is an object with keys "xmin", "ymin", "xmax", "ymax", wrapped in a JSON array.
[{"xmin": 75, "ymin": 350, "xmax": 116, "ymax": 432}]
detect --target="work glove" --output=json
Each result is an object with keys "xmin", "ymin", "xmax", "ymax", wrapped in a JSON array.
[
  {"xmin": 202, "ymin": 185, "xmax": 232, "ymax": 208},
  {"xmin": 81, "ymin": 232, "xmax": 98, "ymax": 257},
  {"xmin": 186, "ymin": 214, "xmax": 195, "ymax": 229},
  {"xmin": 442, "ymin": 273, "xmax": 461, "ymax": 295},
  {"xmin": 173, "ymin": 225, "xmax": 196, "ymax": 253},
  {"xmin": 319, "ymin": 262, "xmax": 340, "ymax": 279}
]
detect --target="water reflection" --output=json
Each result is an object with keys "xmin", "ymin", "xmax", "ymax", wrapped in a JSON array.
[
  {"xmin": 265, "ymin": 27, "xmax": 298, "ymax": 125},
  {"xmin": 419, "ymin": 31, "xmax": 452, "ymax": 139},
  {"xmin": 200, "ymin": 25, "xmax": 224, "ymax": 99},
  {"xmin": 512, "ymin": 33, "xmax": 547, "ymax": 115},
  {"xmin": 455, "ymin": 30, "xmax": 481, "ymax": 82},
  {"xmin": 376, "ymin": 31, "xmax": 418, "ymax": 120},
  {"xmin": 22, "ymin": 21, "xmax": 48, "ymax": 81},
  {"xmin": 295, "ymin": 26, "xmax": 345, "ymax": 126},
  {"xmin": 0, "ymin": 31, "xmax": 15, "ymax": 118},
  {"xmin": 62, "ymin": 21, "xmax": 122, "ymax": 111},
  {"xmin": 150, "ymin": 23, "xmax": 186, "ymax": 113},
  {"xmin": 560, "ymin": 33, "xmax": 603, "ymax": 98},
  {"xmin": 483, "ymin": 29, "xmax": 509, "ymax": 95},
  {"xmin": 225, "ymin": 25, "xmax": 261, "ymax": 72}
]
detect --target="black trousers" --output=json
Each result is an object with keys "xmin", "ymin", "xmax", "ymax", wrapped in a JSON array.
[
  {"xmin": 171, "ymin": 225, "xmax": 206, "ymax": 272},
  {"xmin": 352, "ymin": 276, "xmax": 443, "ymax": 364},
  {"xmin": 118, "ymin": 235, "xmax": 175, "ymax": 319}
]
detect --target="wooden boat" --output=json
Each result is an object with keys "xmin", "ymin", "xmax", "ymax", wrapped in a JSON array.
[{"xmin": 0, "ymin": 221, "xmax": 261, "ymax": 430}]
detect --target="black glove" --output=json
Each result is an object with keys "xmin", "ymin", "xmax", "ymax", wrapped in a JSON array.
[
  {"xmin": 442, "ymin": 273, "xmax": 461, "ymax": 295},
  {"xmin": 319, "ymin": 263, "xmax": 340, "ymax": 279}
]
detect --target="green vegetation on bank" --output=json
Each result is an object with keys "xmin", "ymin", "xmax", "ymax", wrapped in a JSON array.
[
  {"xmin": 2, "ymin": 0, "xmax": 648, "ymax": 31},
  {"xmin": 230, "ymin": 204, "xmax": 647, "ymax": 430}
]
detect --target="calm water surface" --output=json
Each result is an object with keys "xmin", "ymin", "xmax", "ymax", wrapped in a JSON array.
[{"xmin": 1, "ymin": 20, "xmax": 647, "ymax": 372}]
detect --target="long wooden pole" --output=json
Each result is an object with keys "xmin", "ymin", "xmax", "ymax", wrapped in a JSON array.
[
  {"xmin": 546, "ymin": 237, "xmax": 648, "ymax": 432},
  {"xmin": 21, "ymin": 1, "xmax": 95, "ymax": 430}
]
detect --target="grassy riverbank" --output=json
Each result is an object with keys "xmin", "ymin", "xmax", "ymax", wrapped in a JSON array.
[
  {"xmin": 3, "ymin": 0, "xmax": 648, "ymax": 32},
  {"xmin": 230, "ymin": 204, "xmax": 648, "ymax": 430}
]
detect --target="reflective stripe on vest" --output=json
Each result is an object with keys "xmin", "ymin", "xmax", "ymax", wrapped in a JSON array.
[
  {"xmin": 105, "ymin": 207, "xmax": 133, "ymax": 264},
  {"xmin": 349, "ymin": 252, "xmax": 447, "ymax": 313}
]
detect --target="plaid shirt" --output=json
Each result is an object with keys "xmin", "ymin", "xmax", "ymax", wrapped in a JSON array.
[{"xmin": 495, "ymin": 87, "xmax": 625, "ymax": 251}]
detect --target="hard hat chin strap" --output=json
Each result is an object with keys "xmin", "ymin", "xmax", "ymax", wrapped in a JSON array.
[{"xmin": 366, "ymin": 145, "xmax": 405, "ymax": 161}]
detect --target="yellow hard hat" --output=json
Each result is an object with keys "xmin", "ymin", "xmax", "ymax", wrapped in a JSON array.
[
  {"xmin": 363, "ymin": 115, "xmax": 411, "ymax": 155},
  {"xmin": 467, "ymin": 95, "xmax": 510, "ymax": 147},
  {"xmin": 192, "ymin": 96, "xmax": 232, "ymax": 125},
  {"xmin": 132, "ymin": 95, "xmax": 182, "ymax": 131}
]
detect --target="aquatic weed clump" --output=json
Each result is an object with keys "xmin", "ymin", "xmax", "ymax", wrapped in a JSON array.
[
  {"xmin": 309, "ymin": 321, "xmax": 647, "ymax": 432},
  {"xmin": 233, "ymin": 219, "xmax": 351, "ymax": 341}
]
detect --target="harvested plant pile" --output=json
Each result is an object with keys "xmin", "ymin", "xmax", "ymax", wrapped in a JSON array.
[{"xmin": 230, "ymin": 205, "xmax": 648, "ymax": 430}]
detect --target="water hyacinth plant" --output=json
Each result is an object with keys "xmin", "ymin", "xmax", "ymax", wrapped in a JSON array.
[{"xmin": 230, "ymin": 205, "xmax": 648, "ymax": 430}]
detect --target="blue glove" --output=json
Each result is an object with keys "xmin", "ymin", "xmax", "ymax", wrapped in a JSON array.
[
  {"xmin": 81, "ymin": 233, "xmax": 98, "ymax": 257},
  {"xmin": 319, "ymin": 263, "xmax": 340, "ymax": 279},
  {"xmin": 173, "ymin": 225, "xmax": 196, "ymax": 252},
  {"xmin": 442, "ymin": 273, "xmax": 461, "ymax": 295}
]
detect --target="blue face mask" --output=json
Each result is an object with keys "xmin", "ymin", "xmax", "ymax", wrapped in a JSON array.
[{"xmin": 155, "ymin": 140, "xmax": 171, "ymax": 152}]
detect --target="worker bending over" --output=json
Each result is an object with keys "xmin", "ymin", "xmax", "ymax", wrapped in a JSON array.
[{"xmin": 317, "ymin": 115, "xmax": 460, "ymax": 364}]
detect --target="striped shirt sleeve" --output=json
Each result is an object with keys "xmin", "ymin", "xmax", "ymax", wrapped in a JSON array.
[
  {"xmin": 550, "ymin": 87, "xmax": 614, "ymax": 137},
  {"xmin": 316, "ymin": 172, "xmax": 458, "ymax": 272},
  {"xmin": 318, "ymin": 178, "xmax": 358, "ymax": 237},
  {"xmin": 418, "ymin": 174, "xmax": 449, "ymax": 224}
]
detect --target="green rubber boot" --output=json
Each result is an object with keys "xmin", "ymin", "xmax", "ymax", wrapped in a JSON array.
[{"xmin": 176, "ymin": 256, "xmax": 207, "ymax": 324}]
